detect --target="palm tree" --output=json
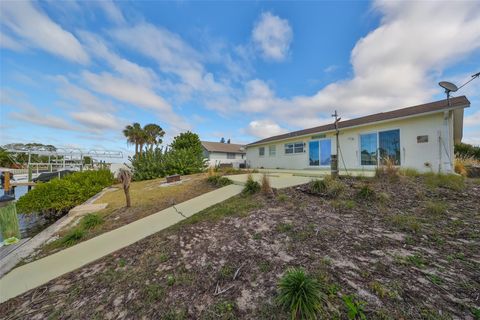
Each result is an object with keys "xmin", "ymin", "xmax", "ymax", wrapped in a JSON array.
[
  {"xmin": 143, "ymin": 124, "xmax": 165, "ymax": 151},
  {"xmin": 123, "ymin": 122, "xmax": 143, "ymax": 158}
]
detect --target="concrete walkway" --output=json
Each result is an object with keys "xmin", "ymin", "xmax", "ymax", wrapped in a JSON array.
[
  {"xmin": 0, "ymin": 184, "xmax": 243, "ymax": 303},
  {"xmin": 226, "ymin": 172, "xmax": 314, "ymax": 188}
]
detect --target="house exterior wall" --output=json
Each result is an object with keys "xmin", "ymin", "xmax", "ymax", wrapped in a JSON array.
[
  {"xmin": 205, "ymin": 151, "xmax": 246, "ymax": 168},
  {"xmin": 246, "ymin": 112, "xmax": 455, "ymax": 173}
]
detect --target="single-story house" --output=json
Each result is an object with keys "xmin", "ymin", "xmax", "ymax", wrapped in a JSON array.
[
  {"xmin": 246, "ymin": 96, "xmax": 470, "ymax": 173},
  {"xmin": 201, "ymin": 141, "xmax": 246, "ymax": 168}
]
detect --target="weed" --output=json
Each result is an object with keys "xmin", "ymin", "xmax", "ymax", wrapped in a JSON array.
[
  {"xmin": 356, "ymin": 185, "xmax": 375, "ymax": 201},
  {"xmin": 277, "ymin": 222, "xmax": 293, "ymax": 233},
  {"xmin": 259, "ymin": 260, "xmax": 272, "ymax": 273},
  {"xmin": 405, "ymin": 254, "xmax": 427, "ymax": 268},
  {"xmin": 118, "ymin": 258, "xmax": 126, "ymax": 268},
  {"xmin": 398, "ymin": 168, "xmax": 421, "ymax": 177},
  {"xmin": 243, "ymin": 174, "xmax": 261, "ymax": 194},
  {"xmin": 310, "ymin": 176, "xmax": 344, "ymax": 198},
  {"xmin": 342, "ymin": 294, "xmax": 367, "ymax": 320},
  {"xmin": 80, "ymin": 213, "xmax": 104, "ymax": 230},
  {"xmin": 252, "ymin": 232, "xmax": 262, "ymax": 240},
  {"xmin": 369, "ymin": 281, "xmax": 390, "ymax": 299},
  {"xmin": 219, "ymin": 265, "xmax": 234, "ymax": 280},
  {"xmin": 261, "ymin": 173, "xmax": 273, "ymax": 196},
  {"xmin": 166, "ymin": 274, "xmax": 175, "ymax": 286},
  {"xmin": 426, "ymin": 274, "xmax": 443, "ymax": 285},
  {"xmin": 277, "ymin": 193, "xmax": 288, "ymax": 202},
  {"xmin": 377, "ymin": 192, "xmax": 391, "ymax": 203},
  {"xmin": 471, "ymin": 307, "xmax": 480, "ymax": 320},
  {"xmin": 424, "ymin": 201, "xmax": 447, "ymax": 216},
  {"xmin": 163, "ymin": 308, "xmax": 187, "ymax": 320},
  {"xmin": 60, "ymin": 228, "xmax": 85, "ymax": 247},
  {"xmin": 145, "ymin": 283, "xmax": 164, "ymax": 302},
  {"xmin": 389, "ymin": 214, "xmax": 421, "ymax": 233},
  {"xmin": 447, "ymin": 252, "xmax": 465, "ymax": 262},
  {"xmin": 159, "ymin": 253, "xmax": 170, "ymax": 262},
  {"xmin": 213, "ymin": 300, "xmax": 236, "ymax": 319},
  {"xmin": 277, "ymin": 267, "xmax": 324, "ymax": 319}
]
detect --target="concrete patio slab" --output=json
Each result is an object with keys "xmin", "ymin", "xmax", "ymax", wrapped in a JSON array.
[{"xmin": 0, "ymin": 184, "xmax": 243, "ymax": 303}]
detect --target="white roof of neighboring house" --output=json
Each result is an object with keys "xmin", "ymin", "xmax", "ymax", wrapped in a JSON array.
[{"xmin": 201, "ymin": 141, "xmax": 246, "ymax": 154}]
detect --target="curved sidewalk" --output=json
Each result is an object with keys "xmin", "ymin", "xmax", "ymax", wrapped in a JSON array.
[{"xmin": 0, "ymin": 184, "xmax": 244, "ymax": 303}]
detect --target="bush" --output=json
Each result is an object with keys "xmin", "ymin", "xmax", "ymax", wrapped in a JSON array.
[
  {"xmin": 243, "ymin": 174, "xmax": 260, "ymax": 194},
  {"xmin": 309, "ymin": 176, "xmax": 344, "ymax": 198},
  {"xmin": 207, "ymin": 175, "xmax": 232, "ymax": 187},
  {"xmin": 277, "ymin": 267, "xmax": 323, "ymax": 319},
  {"xmin": 81, "ymin": 213, "xmax": 104, "ymax": 229},
  {"xmin": 455, "ymin": 143, "xmax": 480, "ymax": 160},
  {"xmin": 16, "ymin": 170, "xmax": 114, "ymax": 218},
  {"xmin": 130, "ymin": 132, "xmax": 207, "ymax": 181},
  {"xmin": 424, "ymin": 201, "xmax": 447, "ymax": 216}
]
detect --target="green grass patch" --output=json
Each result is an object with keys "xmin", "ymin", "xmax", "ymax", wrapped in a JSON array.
[
  {"xmin": 80, "ymin": 213, "xmax": 104, "ymax": 230},
  {"xmin": 356, "ymin": 185, "xmax": 375, "ymax": 201},
  {"xmin": 424, "ymin": 201, "xmax": 448, "ymax": 216},
  {"xmin": 60, "ymin": 228, "xmax": 85, "ymax": 247},
  {"xmin": 424, "ymin": 173, "xmax": 465, "ymax": 191},
  {"xmin": 310, "ymin": 176, "xmax": 345, "ymax": 198}
]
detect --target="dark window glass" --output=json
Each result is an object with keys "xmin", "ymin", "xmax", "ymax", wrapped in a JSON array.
[
  {"xmin": 379, "ymin": 129, "xmax": 400, "ymax": 165},
  {"xmin": 360, "ymin": 133, "xmax": 377, "ymax": 165}
]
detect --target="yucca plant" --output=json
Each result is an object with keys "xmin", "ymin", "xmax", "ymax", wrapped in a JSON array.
[{"xmin": 277, "ymin": 267, "xmax": 323, "ymax": 319}]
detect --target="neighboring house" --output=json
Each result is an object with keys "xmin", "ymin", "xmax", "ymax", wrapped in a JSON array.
[
  {"xmin": 201, "ymin": 141, "xmax": 246, "ymax": 168},
  {"xmin": 246, "ymin": 96, "xmax": 470, "ymax": 173}
]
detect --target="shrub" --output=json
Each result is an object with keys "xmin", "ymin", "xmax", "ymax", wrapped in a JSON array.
[
  {"xmin": 16, "ymin": 169, "xmax": 114, "ymax": 218},
  {"xmin": 342, "ymin": 295, "xmax": 367, "ymax": 320},
  {"xmin": 243, "ymin": 174, "xmax": 260, "ymax": 194},
  {"xmin": 356, "ymin": 185, "xmax": 375, "ymax": 201},
  {"xmin": 375, "ymin": 157, "xmax": 399, "ymax": 180},
  {"xmin": 455, "ymin": 143, "xmax": 480, "ymax": 160},
  {"xmin": 261, "ymin": 173, "xmax": 273, "ymax": 196},
  {"xmin": 81, "ymin": 213, "xmax": 104, "ymax": 230},
  {"xmin": 207, "ymin": 175, "xmax": 232, "ymax": 187},
  {"xmin": 389, "ymin": 214, "xmax": 421, "ymax": 233},
  {"xmin": 309, "ymin": 176, "xmax": 344, "ymax": 198},
  {"xmin": 60, "ymin": 228, "xmax": 85, "ymax": 246},
  {"xmin": 277, "ymin": 267, "xmax": 323, "ymax": 319}
]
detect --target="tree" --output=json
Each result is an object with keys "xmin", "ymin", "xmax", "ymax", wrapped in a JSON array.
[
  {"xmin": 118, "ymin": 169, "xmax": 132, "ymax": 207},
  {"xmin": 143, "ymin": 124, "xmax": 165, "ymax": 151},
  {"xmin": 220, "ymin": 137, "xmax": 225, "ymax": 143},
  {"xmin": 123, "ymin": 123, "xmax": 143, "ymax": 158},
  {"xmin": 227, "ymin": 139, "xmax": 231, "ymax": 144},
  {"xmin": 0, "ymin": 148, "xmax": 13, "ymax": 167},
  {"xmin": 171, "ymin": 131, "xmax": 203, "ymax": 153}
]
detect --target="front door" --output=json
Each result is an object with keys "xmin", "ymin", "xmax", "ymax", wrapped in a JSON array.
[{"xmin": 309, "ymin": 139, "xmax": 331, "ymax": 166}]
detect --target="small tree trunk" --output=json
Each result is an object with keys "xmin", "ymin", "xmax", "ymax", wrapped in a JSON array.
[{"xmin": 124, "ymin": 185, "xmax": 131, "ymax": 207}]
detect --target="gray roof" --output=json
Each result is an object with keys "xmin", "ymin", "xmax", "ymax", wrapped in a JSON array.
[{"xmin": 201, "ymin": 141, "xmax": 246, "ymax": 154}]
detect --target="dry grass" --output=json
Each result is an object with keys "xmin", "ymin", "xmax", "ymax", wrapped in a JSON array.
[
  {"xmin": 260, "ymin": 173, "xmax": 273, "ymax": 196},
  {"xmin": 455, "ymin": 156, "xmax": 480, "ymax": 176}
]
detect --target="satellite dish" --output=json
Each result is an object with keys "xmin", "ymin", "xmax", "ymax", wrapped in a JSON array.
[{"xmin": 438, "ymin": 81, "xmax": 458, "ymax": 93}]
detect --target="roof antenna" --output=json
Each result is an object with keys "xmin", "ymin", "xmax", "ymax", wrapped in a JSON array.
[{"xmin": 439, "ymin": 71, "xmax": 480, "ymax": 107}]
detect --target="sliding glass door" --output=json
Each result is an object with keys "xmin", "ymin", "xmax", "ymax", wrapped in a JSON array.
[{"xmin": 309, "ymin": 139, "xmax": 331, "ymax": 166}]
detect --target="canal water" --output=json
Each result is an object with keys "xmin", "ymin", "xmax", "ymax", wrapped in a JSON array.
[{"xmin": 0, "ymin": 186, "xmax": 53, "ymax": 242}]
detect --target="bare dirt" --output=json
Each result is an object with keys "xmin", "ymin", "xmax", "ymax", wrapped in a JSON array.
[{"xmin": 1, "ymin": 175, "xmax": 479, "ymax": 319}]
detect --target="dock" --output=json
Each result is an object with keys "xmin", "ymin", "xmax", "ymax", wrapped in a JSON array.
[{"xmin": 11, "ymin": 181, "xmax": 36, "ymax": 187}]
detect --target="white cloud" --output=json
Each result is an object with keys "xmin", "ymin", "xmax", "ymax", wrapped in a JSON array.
[
  {"xmin": 252, "ymin": 12, "xmax": 293, "ymax": 61},
  {"xmin": 246, "ymin": 120, "xmax": 288, "ymax": 139},
  {"xmin": 70, "ymin": 111, "xmax": 122, "ymax": 131},
  {"xmin": 0, "ymin": 0, "xmax": 89, "ymax": 64},
  {"xmin": 97, "ymin": 0, "xmax": 125, "ymax": 25},
  {"xmin": 464, "ymin": 111, "xmax": 480, "ymax": 127},
  {"xmin": 82, "ymin": 71, "xmax": 190, "ymax": 130},
  {"xmin": 0, "ymin": 31, "xmax": 24, "ymax": 51}
]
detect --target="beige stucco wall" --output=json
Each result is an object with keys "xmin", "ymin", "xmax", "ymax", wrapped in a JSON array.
[{"xmin": 246, "ymin": 112, "xmax": 455, "ymax": 173}]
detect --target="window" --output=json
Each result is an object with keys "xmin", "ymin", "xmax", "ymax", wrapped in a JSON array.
[
  {"xmin": 227, "ymin": 153, "xmax": 235, "ymax": 159},
  {"xmin": 259, "ymin": 147, "xmax": 265, "ymax": 157},
  {"xmin": 294, "ymin": 142, "xmax": 304, "ymax": 153},
  {"xmin": 417, "ymin": 135, "xmax": 428, "ymax": 143},
  {"xmin": 360, "ymin": 133, "xmax": 377, "ymax": 165},
  {"xmin": 285, "ymin": 143, "xmax": 294, "ymax": 154},
  {"xmin": 360, "ymin": 129, "xmax": 401, "ymax": 166},
  {"xmin": 269, "ymin": 145, "xmax": 276, "ymax": 156},
  {"xmin": 309, "ymin": 140, "xmax": 331, "ymax": 166},
  {"xmin": 379, "ymin": 129, "xmax": 400, "ymax": 165},
  {"xmin": 285, "ymin": 142, "xmax": 304, "ymax": 154}
]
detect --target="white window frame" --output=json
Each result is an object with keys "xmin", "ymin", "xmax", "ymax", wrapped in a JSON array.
[
  {"xmin": 269, "ymin": 145, "xmax": 276, "ymax": 157},
  {"xmin": 259, "ymin": 147, "xmax": 265, "ymax": 157},
  {"xmin": 284, "ymin": 141, "xmax": 304, "ymax": 155}
]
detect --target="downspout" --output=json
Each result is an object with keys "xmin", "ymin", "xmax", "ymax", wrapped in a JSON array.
[{"xmin": 443, "ymin": 110, "xmax": 452, "ymax": 173}]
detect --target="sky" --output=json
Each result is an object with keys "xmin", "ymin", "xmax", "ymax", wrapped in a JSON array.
[{"xmin": 1, "ymin": 0, "xmax": 479, "ymax": 161}]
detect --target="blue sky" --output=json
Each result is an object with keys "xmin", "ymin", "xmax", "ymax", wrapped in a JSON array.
[{"xmin": 1, "ymin": 0, "xmax": 479, "ymax": 159}]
